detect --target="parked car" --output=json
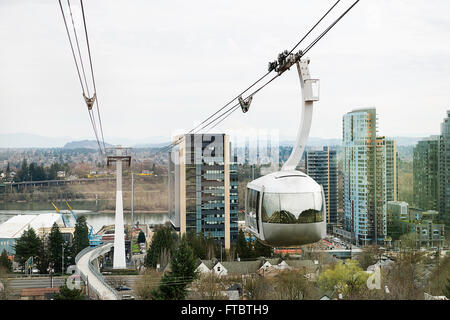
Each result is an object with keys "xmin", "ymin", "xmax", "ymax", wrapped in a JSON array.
[{"xmin": 116, "ymin": 285, "xmax": 132, "ymax": 291}]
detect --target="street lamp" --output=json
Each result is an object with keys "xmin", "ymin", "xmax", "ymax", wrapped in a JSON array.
[{"xmin": 47, "ymin": 263, "xmax": 54, "ymax": 288}]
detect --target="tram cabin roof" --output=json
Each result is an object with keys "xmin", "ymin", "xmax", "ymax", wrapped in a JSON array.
[{"xmin": 246, "ymin": 170, "xmax": 322, "ymax": 194}]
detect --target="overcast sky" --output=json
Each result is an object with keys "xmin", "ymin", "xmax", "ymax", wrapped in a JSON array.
[{"xmin": 1, "ymin": 0, "xmax": 449, "ymax": 144}]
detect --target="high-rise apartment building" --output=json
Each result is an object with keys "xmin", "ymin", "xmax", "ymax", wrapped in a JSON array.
[
  {"xmin": 413, "ymin": 136, "xmax": 440, "ymax": 211},
  {"xmin": 305, "ymin": 146, "xmax": 338, "ymax": 227},
  {"xmin": 342, "ymin": 108, "xmax": 387, "ymax": 245},
  {"xmin": 168, "ymin": 134, "xmax": 238, "ymax": 250},
  {"xmin": 439, "ymin": 110, "xmax": 450, "ymax": 221},
  {"xmin": 385, "ymin": 139, "xmax": 399, "ymax": 202}
]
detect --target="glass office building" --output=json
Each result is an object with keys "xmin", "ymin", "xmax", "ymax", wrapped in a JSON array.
[
  {"xmin": 168, "ymin": 134, "xmax": 238, "ymax": 249},
  {"xmin": 305, "ymin": 146, "xmax": 338, "ymax": 227}
]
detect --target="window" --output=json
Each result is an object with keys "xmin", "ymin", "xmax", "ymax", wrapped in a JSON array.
[
  {"xmin": 246, "ymin": 188, "xmax": 260, "ymax": 232},
  {"xmin": 261, "ymin": 192, "xmax": 324, "ymax": 224}
]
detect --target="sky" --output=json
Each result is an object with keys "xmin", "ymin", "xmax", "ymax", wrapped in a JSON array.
[{"xmin": 1, "ymin": 0, "xmax": 449, "ymax": 145}]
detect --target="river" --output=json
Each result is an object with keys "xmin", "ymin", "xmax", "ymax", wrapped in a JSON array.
[{"xmin": 0, "ymin": 200, "xmax": 169, "ymax": 233}]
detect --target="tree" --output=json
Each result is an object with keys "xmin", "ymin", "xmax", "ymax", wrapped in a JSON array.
[
  {"xmin": 236, "ymin": 230, "xmax": 252, "ymax": 260},
  {"xmin": 191, "ymin": 273, "xmax": 228, "ymax": 300},
  {"xmin": 53, "ymin": 284, "xmax": 84, "ymax": 300},
  {"xmin": 381, "ymin": 250, "xmax": 426, "ymax": 299},
  {"xmin": 254, "ymin": 239, "xmax": 272, "ymax": 258},
  {"xmin": 35, "ymin": 235, "xmax": 50, "ymax": 274},
  {"xmin": 48, "ymin": 223, "xmax": 64, "ymax": 273},
  {"xmin": 133, "ymin": 269, "xmax": 162, "ymax": 300},
  {"xmin": 70, "ymin": 216, "xmax": 90, "ymax": 264},
  {"xmin": 399, "ymin": 232, "xmax": 418, "ymax": 249},
  {"xmin": 318, "ymin": 259, "xmax": 369, "ymax": 299},
  {"xmin": 244, "ymin": 276, "xmax": 273, "ymax": 300},
  {"xmin": 205, "ymin": 234, "xmax": 219, "ymax": 260},
  {"xmin": 356, "ymin": 245, "xmax": 382, "ymax": 270},
  {"xmin": 272, "ymin": 269, "xmax": 318, "ymax": 300},
  {"xmin": 0, "ymin": 267, "xmax": 13, "ymax": 300},
  {"xmin": 137, "ymin": 231, "xmax": 146, "ymax": 244},
  {"xmin": 14, "ymin": 227, "xmax": 41, "ymax": 272},
  {"xmin": 186, "ymin": 230, "xmax": 207, "ymax": 260},
  {"xmin": 155, "ymin": 236, "xmax": 198, "ymax": 300},
  {"xmin": 0, "ymin": 250, "xmax": 12, "ymax": 272},
  {"xmin": 16, "ymin": 158, "xmax": 29, "ymax": 182},
  {"xmin": 145, "ymin": 226, "xmax": 177, "ymax": 268}
]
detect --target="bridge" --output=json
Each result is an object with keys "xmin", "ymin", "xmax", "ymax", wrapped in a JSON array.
[{"xmin": 75, "ymin": 243, "xmax": 120, "ymax": 300}]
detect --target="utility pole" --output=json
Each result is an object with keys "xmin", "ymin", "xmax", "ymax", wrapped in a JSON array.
[
  {"xmin": 131, "ymin": 171, "xmax": 134, "ymax": 229},
  {"xmin": 62, "ymin": 243, "xmax": 65, "ymax": 275}
]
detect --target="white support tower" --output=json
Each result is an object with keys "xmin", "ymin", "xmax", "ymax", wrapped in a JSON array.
[{"xmin": 107, "ymin": 146, "xmax": 131, "ymax": 269}]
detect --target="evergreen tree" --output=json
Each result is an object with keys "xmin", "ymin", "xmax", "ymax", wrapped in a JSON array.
[
  {"xmin": 186, "ymin": 230, "xmax": 207, "ymax": 260},
  {"xmin": 17, "ymin": 158, "xmax": 29, "ymax": 182},
  {"xmin": 155, "ymin": 236, "xmax": 198, "ymax": 300},
  {"xmin": 145, "ymin": 226, "xmax": 177, "ymax": 268},
  {"xmin": 48, "ymin": 223, "xmax": 65, "ymax": 273},
  {"xmin": 53, "ymin": 284, "xmax": 84, "ymax": 300},
  {"xmin": 205, "ymin": 233, "xmax": 217, "ymax": 260},
  {"xmin": 35, "ymin": 235, "xmax": 50, "ymax": 274},
  {"xmin": 14, "ymin": 227, "xmax": 41, "ymax": 272},
  {"xmin": 0, "ymin": 249, "xmax": 12, "ymax": 272},
  {"xmin": 70, "ymin": 216, "xmax": 90, "ymax": 264},
  {"xmin": 236, "ymin": 230, "xmax": 251, "ymax": 259},
  {"xmin": 137, "ymin": 231, "xmax": 146, "ymax": 244},
  {"xmin": 254, "ymin": 239, "xmax": 272, "ymax": 257}
]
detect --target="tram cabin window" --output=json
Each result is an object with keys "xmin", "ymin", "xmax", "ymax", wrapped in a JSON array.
[
  {"xmin": 246, "ymin": 188, "xmax": 260, "ymax": 232},
  {"xmin": 261, "ymin": 192, "xmax": 324, "ymax": 224}
]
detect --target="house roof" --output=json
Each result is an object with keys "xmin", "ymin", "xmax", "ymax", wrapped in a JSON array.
[
  {"xmin": 219, "ymin": 261, "xmax": 262, "ymax": 274},
  {"xmin": 264, "ymin": 258, "xmax": 283, "ymax": 266},
  {"xmin": 200, "ymin": 260, "xmax": 215, "ymax": 269},
  {"xmin": 0, "ymin": 213, "xmax": 64, "ymax": 239},
  {"xmin": 285, "ymin": 259, "xmax": 317, "ymax": 270}
]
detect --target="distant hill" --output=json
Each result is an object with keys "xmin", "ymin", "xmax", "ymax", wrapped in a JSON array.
[
  {"xmin": 63, "ymin": 140, "xmax": 113, "ymax": 149},
  {"xmin": 0, "ymin": 133, "xmax": 71, "ymax": 148}
]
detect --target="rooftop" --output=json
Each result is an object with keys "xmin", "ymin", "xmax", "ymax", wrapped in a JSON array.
[{"xmin": 0, "ymin": 213, "xmax": 64, "ymax": 238}]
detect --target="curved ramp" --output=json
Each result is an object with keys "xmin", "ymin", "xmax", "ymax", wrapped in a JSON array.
[{"xmin": 75, "ymin": 243, "xmax": 120, "ymax": 300}]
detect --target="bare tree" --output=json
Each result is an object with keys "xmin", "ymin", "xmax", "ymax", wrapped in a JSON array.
[
  {"xmin": 133, "ymin": 269, "xmax": 162, "ymax": 300},
  {"xmin": 190, "ymin": 273, "xmax": 227, "ymax": 300},
  {"xmin": 244, "ymin": 275, "xmax": 273, "ymax": 300},
  {"xmin": 0, "ymin": 267, "xmax": 13, "ymax": 300},
  {"xmin": 271, "ymin": 270, "xmax": 318, "ymax": 300}
]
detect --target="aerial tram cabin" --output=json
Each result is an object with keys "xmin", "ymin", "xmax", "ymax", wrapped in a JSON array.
[{"xmin": 244, "ymin": 56, "xmax": 326, "ymax": 247}]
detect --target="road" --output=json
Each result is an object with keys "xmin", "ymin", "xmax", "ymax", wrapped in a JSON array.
[{"xmin": 5, "ymin": 275, "xmax": 138, "ymax": 297}]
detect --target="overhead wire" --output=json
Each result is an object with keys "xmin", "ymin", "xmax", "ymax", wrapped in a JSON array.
[
  {"xmin": 58, "ymin": 0, "xmax": 86, "ymax": 94},
  {"xmin": 80, "ymin": 0, "xmax": 107, "ymax": 152},
  {"xmin": 66, "ymin": 0, "xmax": 103, "ymax": 153},
  {"xmin": 204, "ymin": 73, "xmax": 281, "ymax": 134},
  {"xmin": 59, "ymin": 0, "xmax": 106, "ymax": 154},
  {"xmin": 198, "ymin": 0, "xmax": 360, "ymax": 135},
  {"xmin": 287, "ymin": 0, "xmax": 341, "ymax": 56},
  {"xmin": 156, "ymin": 0, "xmax": 355, "ymax": 155},
  {"xmin": 193, "ymin": 0, "xmax": 344, "ymax": 136}
]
